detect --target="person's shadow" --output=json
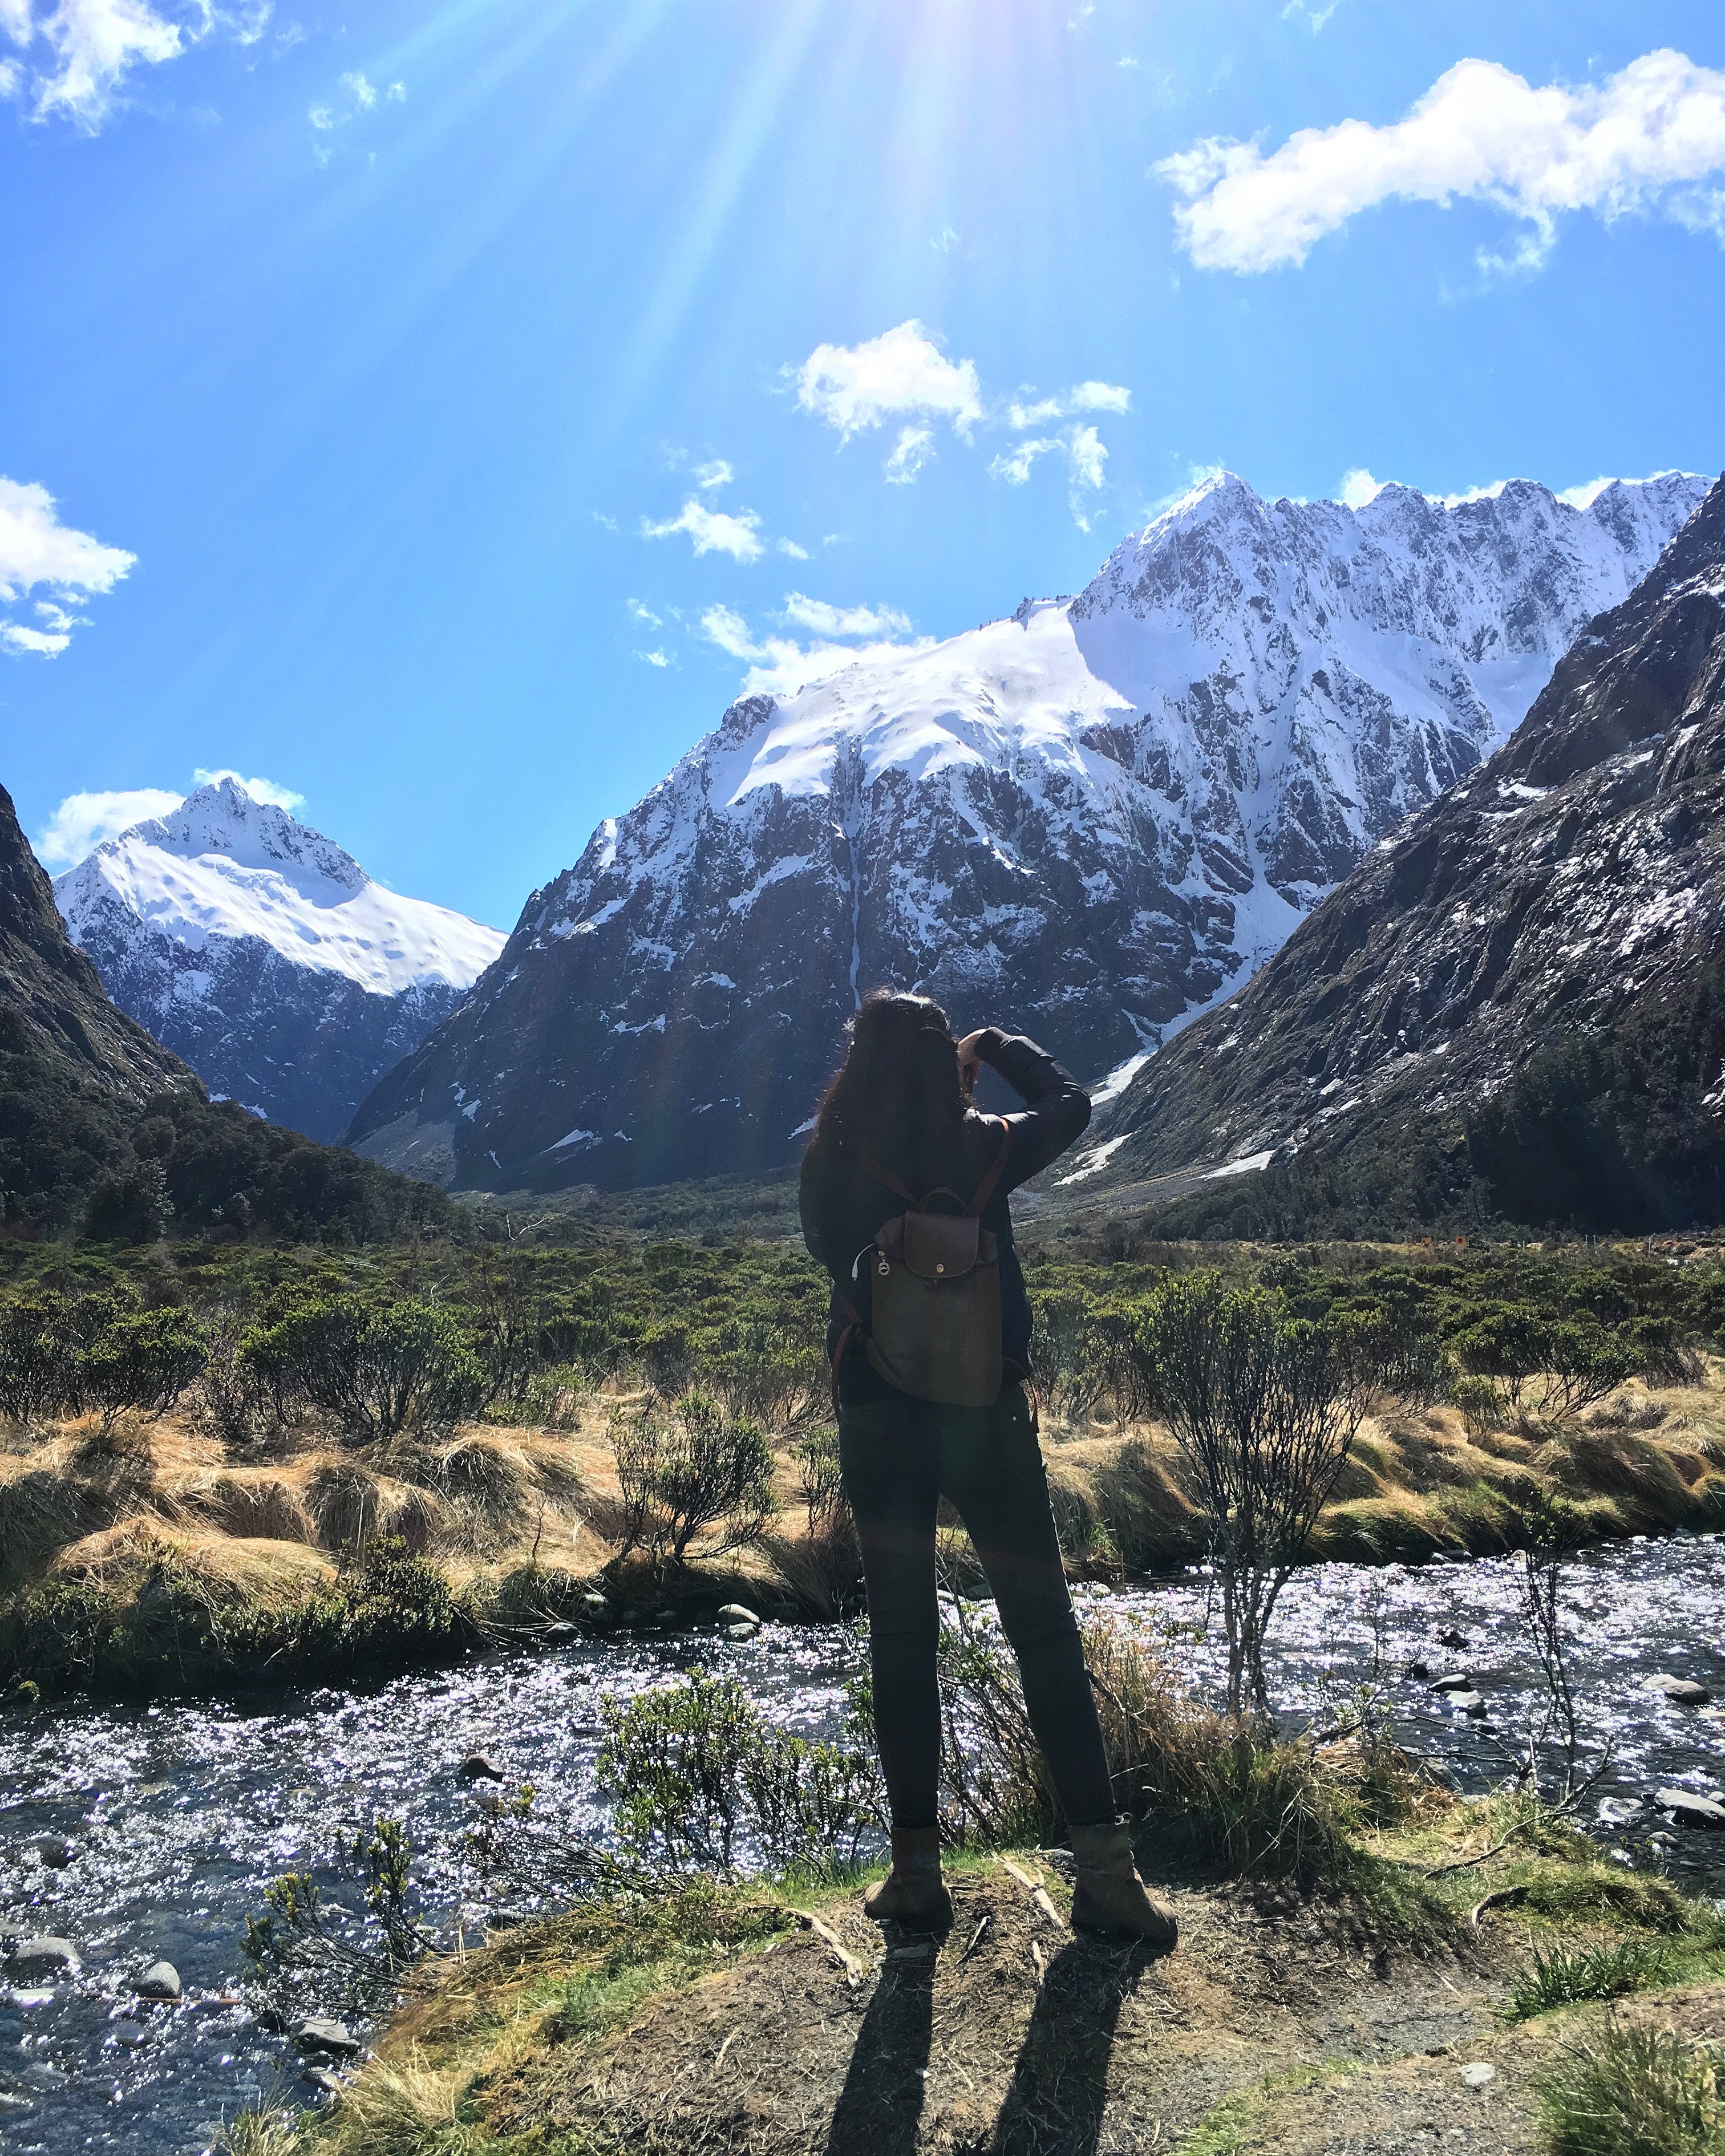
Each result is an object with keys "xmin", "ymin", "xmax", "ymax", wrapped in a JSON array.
[
  {"xmin": 824, "ymin": 1929, "xmax": 938, "ymax": 2156},
  {"xmin": 989, "ymin": 1936, "xmax": 1143, "ymax": 2156}
]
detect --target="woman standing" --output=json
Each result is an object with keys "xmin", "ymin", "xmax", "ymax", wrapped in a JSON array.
[{"xmin": 799, "ymin": 991, "xmax": 1176, "ymax": 1947}]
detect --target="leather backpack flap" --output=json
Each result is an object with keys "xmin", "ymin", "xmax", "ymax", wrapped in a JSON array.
[{"xmin": 901, "ymin": 1207, "xmax": 985, "ymax": 1280}]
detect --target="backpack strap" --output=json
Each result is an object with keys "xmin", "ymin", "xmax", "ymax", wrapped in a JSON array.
[
  {"xmin": 965, "ymin": 1118, "xmax": 1013, "ymax": 1218},
  {"xmin": 859, "ymin": 1119, "xmax": 1012, "ymax": 1216}
]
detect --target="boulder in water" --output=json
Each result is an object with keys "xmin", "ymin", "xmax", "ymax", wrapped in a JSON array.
[
  {"xmin": 715, "ymin": 1604, "xmax": 760, "ymax": 1630},
  {"xmin": 1430, "ymin": 1671, "xmax": 1474, "ymax": 1691},
  {"xmin": 1642, "ymin": 1673, "xmax": 1712, "ymax": 1705},
  {"xmin": 295, "ymin": 2016, "xmax": 362, "ymax": 2056},
  {"xmin": 458, "ymin": 1752, "xmax": 506, "ymax": 1782},
  {"xmin": 1652, "ymin": 1788, "xmax": 1725, "ymax": 1830},
  {"xmin": 133, "ymin": 1962, "xmax": 181, "ymax": 2001},
  {"xmin": 5, "ymin": 1938, "xmax": 79, "ymax": 1980}
]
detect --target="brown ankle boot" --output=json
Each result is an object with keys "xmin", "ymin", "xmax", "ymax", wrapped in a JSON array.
[
  {"xmin": 1068, "ymin": 1821, "xmax": 1177, "ymax": 1951},
  {"xmin": 862, "ymin": 1826, "xmax": 952, "ymax": 1928}
]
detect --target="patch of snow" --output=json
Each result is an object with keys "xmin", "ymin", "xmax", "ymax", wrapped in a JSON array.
[
  {"xmin": 1055, "ymin": 1134, "xmax": 1129, "ymax": 1185},
  {"xmin": 548, "ymin": 1128, "xmax": 599, "ymax": 1150},
  {"xmin": 1205, "ymin": 1148, "xmax": 1274, "ymax": 1179},
  {"xmin": 1089, "ymin": 1051, "xmax": 1151, "ymax": 1109}
]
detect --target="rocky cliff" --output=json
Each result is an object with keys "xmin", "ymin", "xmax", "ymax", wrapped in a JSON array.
[
  {"xmin": 345, "ymin": 469, "xmax": 1710, "ymax": 1195},
  {"xmin": 1068, "ymin": 476, "xmax": 1725, "ymax": 1233}
]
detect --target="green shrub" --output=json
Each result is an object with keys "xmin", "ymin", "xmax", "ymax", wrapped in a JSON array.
[
  {"xmin": 80, "ymin": 1308, "xmax": 210, "ymax": 1430},
  {"xmin": 0, "ymin": 1297, "xmax": 79, "ymax": 1424},
  {"xmin": 1538, "ymin": 2025, "xmax": 1722, "ymax": 2156},
  {"xmin": 1453, "ymin": 1372, "xmax": 1507, "ymax": 1442},
  {"xmin": 609, "ymin": 1390, "xmax": 778, "ymax": 1566},
  {"xmin": 239, "ymin": 1294, "xmax": 485, "ymax": 1443},
  {"xmin": 596, "ymin": 1667, "xmax": 882, "ymax": 1874}
]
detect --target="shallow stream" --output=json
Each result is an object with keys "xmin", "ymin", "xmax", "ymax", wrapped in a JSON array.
[{"xmin": 3, "ymin": 1533, "xmax": 1723, "ymax": 2155}]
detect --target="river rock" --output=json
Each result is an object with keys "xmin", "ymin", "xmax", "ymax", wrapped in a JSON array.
[
  {"xmin": 1642, "ymin": 1674, "xmax": 1712, "ymax": 1705},
  {"xmin": 4, "ymin": 1939, "xmax": 79, "ymax": 1981},
  {"xmin": 132, "ymin": 1962, "xmax": 181, "ymax": 2001},
  {"xmin": 457, "ymin": 1753, "xmax": 505, "ymax": 1783},
  {"xmin": 294, "ymin": 2016, "xmax": 362, "ymax": 2056},
  {"xmin": 715, "ymin": 1604, "xmax": 760, "ymax": 1630},
  {"xmin": 1459, "ymin": 2062, "xmax": 1497, "ymax": 2090},
  {"xmin": 1438, "ymin": 1629, "xmax": 1469, "ymax": 1650},
  {"xmin": 7, "ymin": 1835, "xmax": 73, "ymax": 1870},
  {"xmin": 1405, "ymin": 1659, "xmax": 1431, "ymax": 1681},
  {"xmin": 1596, "ymin": 1796, "xmax": 1642, "ymax": 1827},
  {"xmin": 1442, "ymin": 1691, "xmax": 1484, "ymax": 1713},
  {"xmin": 723, "ymin": 1623, "xmax": 758, "ymax": 1642},
  {"xmin": 1430, "ymin": 1672, "xmax": 1474, "ymax": 1691},
  {"xmin": 302, "ymin": 2066, "xmax": 346, "ymax": 2099},
  {"xmin": 1652, "ymin": 1788, "xmax": 1725, "ymax": 1830}
]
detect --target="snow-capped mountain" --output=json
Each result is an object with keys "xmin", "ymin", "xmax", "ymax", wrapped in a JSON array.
[
  {"xmin": 1071, "ymin": 473, "xmax": 1725, "ymax": 1230},
  {"xmin": 346, "ymin": 468, "xmax": 1712, "ymax": 1194},
  {"xmin": 55, "ymin": 779, "xmax": 505, "ymax": 1142}
]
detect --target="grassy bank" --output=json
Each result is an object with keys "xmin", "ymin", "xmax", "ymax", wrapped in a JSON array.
[
  {"xmin": 4, "ymin": 1234, "xmax": 1725, "ymax": 1696},
  {"xmin": 222, "ymin": 1775, "xmax": 1725, "ymax": 2156},
  {"xmin": 3, "ymin": 1363, "xmax": 1723, "ymax": 1696}
]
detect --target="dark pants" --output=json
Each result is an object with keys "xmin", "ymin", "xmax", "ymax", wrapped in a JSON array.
[{"xmin": 837, "ymin": 1363, "xmax": 1115, "ymax": 1833}]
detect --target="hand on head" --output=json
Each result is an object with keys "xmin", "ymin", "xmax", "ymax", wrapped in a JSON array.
[{"xmin": 954, "ymin": 1029, "xmax": 989, "ymax": 1084}]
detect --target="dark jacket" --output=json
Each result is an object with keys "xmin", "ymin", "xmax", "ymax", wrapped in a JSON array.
[{"xmin": 799, "ymin": 1029, "xmax": 1092, "ymax": 1373}]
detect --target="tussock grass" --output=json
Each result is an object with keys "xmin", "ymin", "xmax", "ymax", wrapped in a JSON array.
[
  {"xmin": 1537, "ymin": 2025, "xmax": 1723, "ymax": 2156},
  {"xmin": 1507, "ymin": 1940, "xmax": 1673, "ymax": 2020}
]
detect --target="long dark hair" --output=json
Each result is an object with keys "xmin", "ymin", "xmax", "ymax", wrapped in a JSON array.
[{"xmin": 810, "ymin": 990, "xmax": 973, "ymax": 1182}]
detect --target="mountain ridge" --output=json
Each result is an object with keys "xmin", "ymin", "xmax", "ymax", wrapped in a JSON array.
[
  {"xmin": 345, "ymin": 468, "xmax": 1711, "ymax": 1196},
  {"xmin": 1064, "ymin": 474, "xmax": 1725, "ymax": 1233}
]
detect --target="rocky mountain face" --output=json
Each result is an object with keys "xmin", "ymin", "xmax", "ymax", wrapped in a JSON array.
[
  {"xmin": 55, "ymin": 780, "xmax": 505, "ymax": 1144},
  {"xmin": 345, "ymin": 469, "xmax": 1710, "ymax": 1196},
  {"xmin": 1069, "ymin": 476, "xmax": 1725, "ymax": 1232},
  {"xmin": 0, "ymin": 782, "xmax": 190, "ymax": 1103}
]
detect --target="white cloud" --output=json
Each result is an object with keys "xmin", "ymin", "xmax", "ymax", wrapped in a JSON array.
[
  {"xmin": 930, "ymin": 222, "xmax": 961, "ymax": 252},
  {"xmin": 1117, "ymin": 55, "xmax": 1139, "ymax": 71},
  {"xmin": 1007, "ymin": 398, "xmax": 1064, "ymax": 432},
  {"xmin": 883, "ymin": 425, "xmax": 934, "ymax": 485},
  {"xmin": 641, "ymin": 497, "xmax": 764, "ymax": 562},
  {"xmin": 776, "ymin": 537, "xmax": 809, "ymax": 560},
  {"xmin": 339, "ymin": 67, "xmax": 375, "ymax": 108},
  {"xmin": 592, "ymin": 510, "xmax": 618, "ymax": 533},
  {"xmin": 693, "ymin": 459, "xmax": 733, "ymax": 492},
  {"xmin": 192, "ymin": 768, "xmax": 306, "ymax": 812},
  {"xmin": 3, "ymin": 0, "xmax": 188, "ymax": 130},
  {"xmin": 699, "ymin": 602, "xmax": 928, "ymax": 699},
  {"xmin": 793, "ymin": 321, "xmax": 983, "ymax": 441},
  {"xmin": 1070, "ymin": 379, "xmax": 1131, "ymax": 414},
  {"xmin": 386, "ymin": 79, "xmax": 404, "ymax": 102},
  {"xmin": 635, "ymin": 649, "xmax": 669, "ymax": 668},
  {"xmin": 1337, "ymin": 467, "xmax": 1385, "ymax": 508},
  {"xmin": 36, "ymin": 787, "xmax": 182, "ymax": 868},
  {"xmin": 989, "ymin": 427, "xmax": 1109, "ymax": 527},
  {"xmin": 1280, "ymin": 0, "xmax": 1342, "ymax": 30},
  {"xmin": 307, "ymin": 101, "xmax": 333, "ymax": 127},
  {"xmin": 1159, "ymin": 48, "xmax": 1725, "ymax": 274},
  {"xmin": 780, "ymin": 593, "xmax": 911, "ymax": 639},
  {"xmin": 627, "ymin": 597, "xmax": 662, "ymax": 627},
  {"xmin": 990, "ymin": 437, "xmax": 1059, "ymax": 486},
  {"xmin": 0, "ymin": 475, "xmax": 133, "ymax": 659},
  {"xmin": 1556, "ymin": 476, "xmax": 1615, "ymax": 510}
]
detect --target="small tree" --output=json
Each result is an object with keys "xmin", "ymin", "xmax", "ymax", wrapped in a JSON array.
[
  {"xmin": 0, "ymin": 1298, "xmax": 79, "ymax": 1426},
  {"xmin": 1138, "ymin": 1274, "xmax": 1359, "ymax": 1717},
  {"xmin": 80, "ymin": 1308, "xmax": 210, "ymax": 1433},
  {"xmin": 608, "ymin": 1391, "xmax": 778, "ymax": 1567}
]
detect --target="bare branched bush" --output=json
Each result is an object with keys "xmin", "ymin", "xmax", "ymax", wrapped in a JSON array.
[{"xmin": 1136, "ymin": 1274, "xmax": 1360, "ymax": 1716}]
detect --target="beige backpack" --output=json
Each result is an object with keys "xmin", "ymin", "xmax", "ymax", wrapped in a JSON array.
[{"xmin": 836, "ymin": 1121, "xmax": 1013, "ymax": 1408}]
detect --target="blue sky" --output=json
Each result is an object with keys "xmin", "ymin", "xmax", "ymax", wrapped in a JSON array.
[{"xmin": 3, "ymin": 0, "xmax": 1723, "ymax": 932}]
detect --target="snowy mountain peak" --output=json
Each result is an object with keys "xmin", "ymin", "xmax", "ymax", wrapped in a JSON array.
[
  {"xmin": 56, "ymin": 783, "xmax": 503, "ymax": 998},
  {"xmin": 53, "ymin": 784, "xmax": 507, "ymax": 1143},
  {"xmin": 347, "ymin": 467, "xmax": 1716, "ymax": 1196},
  {"xmin": 128, "ymin": 779, "xmax": 370, "ymax": 898}
]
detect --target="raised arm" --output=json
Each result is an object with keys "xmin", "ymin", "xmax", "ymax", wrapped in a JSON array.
[{"xmin": 963, "ymin": 1027, "xmax": 1092, "ymax": 1188}]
